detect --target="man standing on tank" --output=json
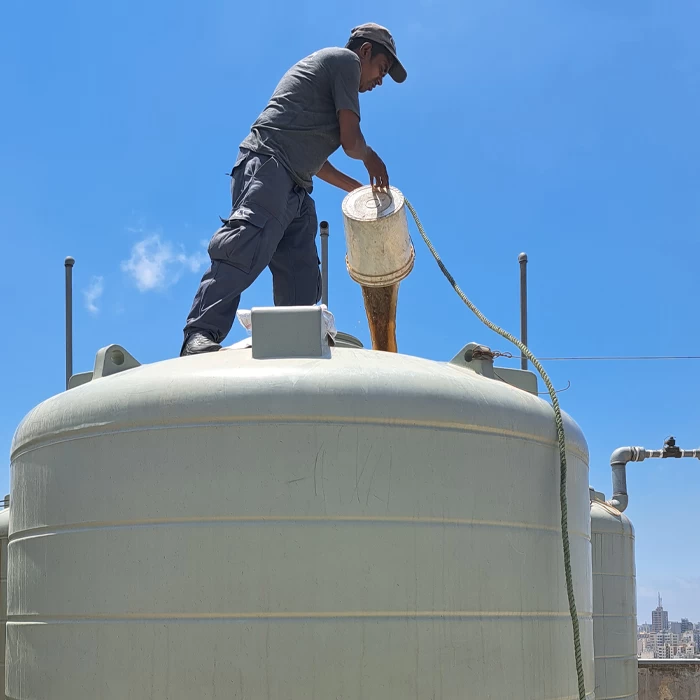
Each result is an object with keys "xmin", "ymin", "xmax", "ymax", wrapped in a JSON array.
[{"xmin": 180, "ymin": 23, "xmax": 407, "ymax": 356}]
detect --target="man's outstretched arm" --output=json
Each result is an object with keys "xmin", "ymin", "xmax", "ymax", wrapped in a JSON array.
[
  {"xmin": 337, "ymin": 109, "xmax": 390, "ymax": 189},
  {"xmin": 316, "ymin": 161, "xmax": 363, "ymax": 193}
]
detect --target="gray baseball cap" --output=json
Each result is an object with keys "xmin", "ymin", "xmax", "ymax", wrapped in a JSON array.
[{"xmin": 348, "ymin": 23, "xmax": 407, "ymax": 84}]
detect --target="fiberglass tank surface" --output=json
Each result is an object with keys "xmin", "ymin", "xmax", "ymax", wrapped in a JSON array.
[
  {"xmin": 0, "ymin": 506, "xmax": 8, "ymax": 695},
  {"xmin": 8, "ymin": 343, "xmax": 594, "ymax": 699},
  {"xmin": 591, "ymin": 496, "xmax": 638, "ymax": 700}
]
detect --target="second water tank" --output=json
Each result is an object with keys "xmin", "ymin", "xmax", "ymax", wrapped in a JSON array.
[
  {"xmin": 591, "ymin": 490, "xmax": 638, "ymax": 700},
  {"xmin": 0, "ymin": 504, "xmax": 8, "ymax": 696}
]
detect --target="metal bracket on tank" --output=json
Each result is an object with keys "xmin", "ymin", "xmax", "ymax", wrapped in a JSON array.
[
  {"xmin": 93, "ymin": 345, "xmax": 141, "ymax": 379},
  {"xmin": 589, "ymin": 487, "xmax": 606, "ymax": 503},
  {"xmin": 67, "ymin": 345, "xmax": 141, "ymax": 389},
  {"xmin": 450, "ymin": 343, "xmax": 496, "ymax": 378},
  {"xmin": 450, "ymin": 342, "xmax": 539, "ymax": 395},
  {"xmin": 68, "ymin": 372, "xmax": 93, "ymax": 389}
]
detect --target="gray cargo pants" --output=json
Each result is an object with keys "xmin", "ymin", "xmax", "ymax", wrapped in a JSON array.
[{"xmin": 183, "ymin": 149, "xmax": 322, "ymax": 344}]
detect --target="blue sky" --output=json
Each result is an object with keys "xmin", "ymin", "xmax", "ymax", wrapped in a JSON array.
[{"xmin": 2, "ymin": 0, "xmax": 699, "ymax": 621}]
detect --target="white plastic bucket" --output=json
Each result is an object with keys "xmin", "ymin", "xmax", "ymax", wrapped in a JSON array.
[{"xmin": 341, "ymin": 186, "xmax": 415, "ymax": 287}]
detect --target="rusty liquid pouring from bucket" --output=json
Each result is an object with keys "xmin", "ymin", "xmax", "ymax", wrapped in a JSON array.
[
  {"xmin": 342, "ymin": 186, "xmax": 414, "ymax": 354},
  {"xmin": 361, "ymin": 283, "xmax": 399, "ymax": 353}
]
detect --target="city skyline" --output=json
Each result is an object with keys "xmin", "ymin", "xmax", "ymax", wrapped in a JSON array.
[
  {"xmin": 639, "ymin": 592, "xmax": 700, "ymax": 628},
  {"xmin": 638, "ymin": 593, "xmax": 700, "ymax": 659}
]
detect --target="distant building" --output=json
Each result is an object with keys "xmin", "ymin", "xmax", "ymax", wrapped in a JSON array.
[
  {"xmin": 677, "ymin": 643, "xmax": 696, "ymax": 659},
  {"xmin": 637, "ymin": 603, "xmax": 700, "ymax": 658},
  {"xmin": 652, "ymin": 594, "xmax": 669, "ymax": 633},
  {"xmin": 637, "ymin": 630, "xmax": 655, "ymax": 659},
  {"xmin": 654, "ymin": 631, "xmax": 679, "ymax": 659},
  {"xmin": 677, "ymin": 633, "xmax": 697, "ymax": 659}
]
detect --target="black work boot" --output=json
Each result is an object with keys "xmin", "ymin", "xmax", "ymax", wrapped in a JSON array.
[{"xmin": 180, "ymin": 332, "xmax": 222, "ymax": 357}]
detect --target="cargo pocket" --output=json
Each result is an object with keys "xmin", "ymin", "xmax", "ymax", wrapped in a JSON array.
[
  {"xmin": 208, "ymin": 206, "xmax": 270, "ymax": 274},
  {"xmin": 235, "ymin": 155, "xmax": 296, "ymax": 226}
]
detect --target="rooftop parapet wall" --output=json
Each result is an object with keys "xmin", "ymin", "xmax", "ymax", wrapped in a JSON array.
[{"xmin": 638, "ymin": 660, "xmax": 700, "ymax": 700}]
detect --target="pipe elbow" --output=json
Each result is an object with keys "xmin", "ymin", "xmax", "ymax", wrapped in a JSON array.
[
  {"xmin": 608, "ymin": 445, "xmax": 646, "ymax": 514},
  {"xmin": 608, "ymin": 494, "xmax": 629, "ymax": 513},
  {"xmin": 610, "ymin": 446, "xmax": 632, "ymax": 466},
  {"xmin": 610, "ymin": 446, "xmax": 646, "ymax": 466}
]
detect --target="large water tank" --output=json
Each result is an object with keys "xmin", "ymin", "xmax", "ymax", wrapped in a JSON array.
[
  {"xmin": 0, "ymin": 503, "xmax": 8, "ymax": 696},
  {"xmin": 590, "ymin": 489, "xmax": 637, "ymax": 700},
  {"xmin": 9, "ymin": 307, "xmax": 594, "ymax": 699}
]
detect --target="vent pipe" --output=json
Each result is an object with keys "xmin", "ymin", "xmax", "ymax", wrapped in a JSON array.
[
  {"xmin": 320, "ymin": 221, "xmax": 329, "ymax": 307},
  {"xmin": 64, "ymin": 256, "xmax": 75, "ymax": 390},
  {"xmin": 518, "ymin": 252, "xmax": 528, "ymax": 370}
]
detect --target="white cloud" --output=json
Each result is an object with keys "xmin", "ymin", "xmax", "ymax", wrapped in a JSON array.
[
  {"xmin": 674, "ymin": 577, "xmax": 700, "ymax": 592},
  {"xmin": 83, "ymin": 276, "xmax": 104, "ymax": 315},
  {"xmin": 121, "ymin": 234, "xmax": 208, "ymax": 292},
  {"xmin": 637, "ymin": 585, "xmax": 659, "ymax": 599}
]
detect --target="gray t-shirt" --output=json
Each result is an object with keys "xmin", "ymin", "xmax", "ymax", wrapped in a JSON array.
[{"xmin": 240, "ymin": 47, "xmax": 361, "ymax": 192}]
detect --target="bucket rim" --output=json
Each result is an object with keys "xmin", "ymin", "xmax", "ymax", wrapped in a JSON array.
[
  {"xmin": 345, "ymin": 245, "xmax": 415, "ymax": 287},
  {"xmin": 341, "ymin": 186, "xmax": 405, "ymax": 222}
]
